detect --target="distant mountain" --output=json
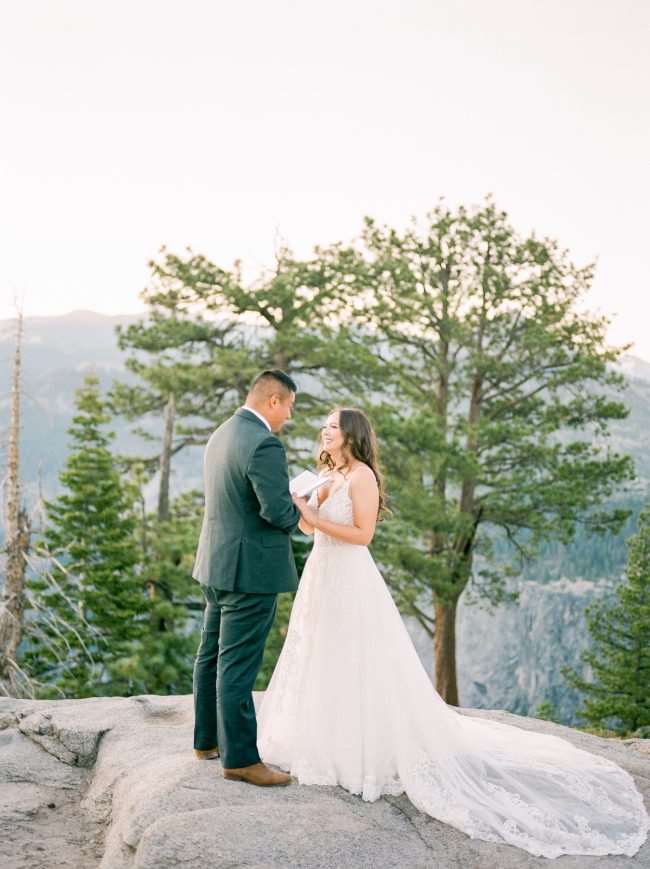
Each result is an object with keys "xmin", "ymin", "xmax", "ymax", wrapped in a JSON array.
[
  {"xmin": 0, "ymin": 310, "xmax": 203, "ymax": 514},
  {"xmin": 4, "ymin": 309, "xmax": 141, "ymax": 372},
  {"xmin": 406, "ymin": 577, "xmax": 618, "ymax": 724},
  {"xmin": 614, "ymin": 354, "xmax": 650, "ymax": 383}
]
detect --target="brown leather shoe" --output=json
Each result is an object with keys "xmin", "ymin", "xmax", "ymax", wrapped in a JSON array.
[
  {"xmin": 223, "ymin": 761, "xmax": 291, "ymax": 787},
  {"xmin": 194, "ymin": 747, "xmax": 220, "ymax": 760}
]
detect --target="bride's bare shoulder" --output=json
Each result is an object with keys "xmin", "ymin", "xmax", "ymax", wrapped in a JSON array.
[{"xmin": 348, "ymin": 463, "xmax": 377, "ymax": 488}]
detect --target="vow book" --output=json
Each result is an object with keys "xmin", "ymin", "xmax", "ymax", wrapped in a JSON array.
[{"xmin": 289, "ymin": 469, "xmax": 329, "ymax": 498}]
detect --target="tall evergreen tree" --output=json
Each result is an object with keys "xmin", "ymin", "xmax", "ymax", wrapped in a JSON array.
[
  {"xmin": 110, "ymin": 301, "xmax": 250, "ymax": 479},
  {"xmin": 121, "ymin": 487, "xmax": 204, "ymax": 695},
  {"xmin": 564, "ymin": 506, "xmax": 650, "ymax": 734},
  {"xmin": 25, "ymin": 375, "xmax": 146, "ymax": 698},
  {"xmin": 114, "ymin": 243, "xmax": 376, "ymax": 462},
  {"xmin": 333, "ymin": 199, "xmax": 634, "ymax": 704}
]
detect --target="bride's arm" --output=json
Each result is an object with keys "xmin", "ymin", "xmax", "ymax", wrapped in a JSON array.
[{"xmin": 294, "ymin": 466, "xmax": 379, "ymax": 546}]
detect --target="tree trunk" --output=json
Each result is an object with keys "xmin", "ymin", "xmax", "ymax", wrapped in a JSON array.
[
  {"xmin": 0, "ymin": 509, "xmax": 30, "ymax": 695},
  {"xmin": 434, "ymin": 597, "xmax": 459, "ymax": 705},
  {"xmin": 273, "ymin": 350, "xmax": 289, "ymax": 370},
  {"xmin": 0, "ymin": 310, "xmax": 30, "ymax": 696},
  {"xmin": 157, "ymin": 393, "xmax": 176, "ymax": 522}
]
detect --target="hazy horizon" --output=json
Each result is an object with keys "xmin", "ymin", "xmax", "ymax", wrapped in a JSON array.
[{"xmin": 2, "ymin": 307, "xmax": 650, "ymax": 371}]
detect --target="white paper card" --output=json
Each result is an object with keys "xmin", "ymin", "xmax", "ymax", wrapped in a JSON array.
[{"xmin": 289, "ymin": 469, "xmax": 329, "ymax": 498}]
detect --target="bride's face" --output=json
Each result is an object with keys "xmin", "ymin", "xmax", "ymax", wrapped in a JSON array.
[{"xmin": 321, "ymin": 411, "xmax": 345, "ymax": 458}]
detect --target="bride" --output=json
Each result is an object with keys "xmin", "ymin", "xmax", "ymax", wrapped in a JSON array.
[{"xmin": 257, "ymin": 407, "xmax": 648, "ymax": 859}]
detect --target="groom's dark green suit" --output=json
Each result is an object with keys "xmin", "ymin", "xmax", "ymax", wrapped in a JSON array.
[{"xmin": 192, "ymin": 408, "xmax": 300, "ymax": 768}]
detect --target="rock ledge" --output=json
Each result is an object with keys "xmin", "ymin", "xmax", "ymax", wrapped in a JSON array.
[{"xmin": 1, "ymin": 694, "xmax": 648, "ymax": 869}]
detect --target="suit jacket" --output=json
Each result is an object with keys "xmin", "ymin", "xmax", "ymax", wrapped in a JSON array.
[{"xmin": 192, "ymin": 408, "xmax": 301, "ymax": 593}]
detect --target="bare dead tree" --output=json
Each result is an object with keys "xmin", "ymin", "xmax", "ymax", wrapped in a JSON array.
[
  {"xmin": 157, "ymin": 392, "xmax": 176, "ymax": 522},
  {"xmin": 0, "ymin": 309, "xmax": 32, "ymax": 697},
  {"xmin": 19, "ymin": 546, "xmax": 107, "ymax": 698}
]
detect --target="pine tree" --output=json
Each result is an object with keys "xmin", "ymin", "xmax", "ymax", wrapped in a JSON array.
[
  {"xmin": 25, "ymin": 374, "xmax": 145, "ymax": 698},
  {"xmin": 564, "ymin": 506, "xmax": 650, "ymax": 734},
  {"xmin": 332, "ymin": 198, "xmax": 633, "ymax": 703},
  {"xmin": 121, "ymin": 487, "xmax": 204, "ymax": 695},
  {"xmin": 111, "ymin": 243, "xmax": 377, "ymax": 470}
]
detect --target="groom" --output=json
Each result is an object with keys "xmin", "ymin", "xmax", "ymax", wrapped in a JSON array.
[{"xmin": 191, "ymin": 369, "xmax": 301, "ymax": 787}]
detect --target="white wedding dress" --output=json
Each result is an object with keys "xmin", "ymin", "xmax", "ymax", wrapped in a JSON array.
[{"xmin": 257, "ymin": 477, "xmax": 649, "ymax": 858}]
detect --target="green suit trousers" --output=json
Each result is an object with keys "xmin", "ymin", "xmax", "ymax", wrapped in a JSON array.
[{"xmin": 193, "ymin": 587, "xmax": 277, "ymax": 769}]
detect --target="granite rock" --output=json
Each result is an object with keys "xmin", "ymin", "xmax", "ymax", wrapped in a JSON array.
[{"xmin": 0, "ymin": 693, "xmax": 648, "ymax": 869}]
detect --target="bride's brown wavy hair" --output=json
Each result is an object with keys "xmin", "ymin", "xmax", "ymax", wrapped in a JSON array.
[{"xmin": 318, "ymin": 407, "xmax": 388, "ymax": 519}]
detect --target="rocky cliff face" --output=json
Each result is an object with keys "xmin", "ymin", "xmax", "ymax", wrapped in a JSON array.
[
  {"xmin": 406, "ymin": 577, "xmax": 614, "ymax": 723},
  {"xmin": 1, "ymin": 694, "xmax": 648, "ymax": 869}
]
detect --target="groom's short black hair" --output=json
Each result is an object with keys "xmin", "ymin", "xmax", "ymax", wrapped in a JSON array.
[{"xmin": 248, "ymin": 369, "xmax": 297, "ymax": 398}]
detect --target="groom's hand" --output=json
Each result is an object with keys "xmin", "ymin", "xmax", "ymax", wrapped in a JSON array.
[{"xmin": 292, "ymin": 494, "xmax": 317, "ymax": 524}]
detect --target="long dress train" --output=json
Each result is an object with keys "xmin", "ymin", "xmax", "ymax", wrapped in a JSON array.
[{"xmin": 257, "ymin": 478, "xmax": 648, "ymax": 858}]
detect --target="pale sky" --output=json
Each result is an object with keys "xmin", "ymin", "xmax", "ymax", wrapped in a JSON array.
[{"xmin": 1, "ymin": 1, "xmax": 649, "ymax": 356}]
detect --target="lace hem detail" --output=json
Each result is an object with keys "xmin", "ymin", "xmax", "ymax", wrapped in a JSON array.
[{"xmin": 406, "ymin": 755, "xmax": 649, "ymax": 859}]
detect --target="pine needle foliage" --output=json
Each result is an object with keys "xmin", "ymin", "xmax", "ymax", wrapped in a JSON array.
[
  {"xmin": 26, "ymin": 374, "xmax": 145, "ymax": 697},
  {"xmin": 564, "ymin": 506, "xmax": 650, "ymax": 734}
]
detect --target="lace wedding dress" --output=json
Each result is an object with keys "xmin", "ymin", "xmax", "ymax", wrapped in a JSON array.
[{"xmin": 257, "ymin": 478, "xmax": 649, "ymax": 858}]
